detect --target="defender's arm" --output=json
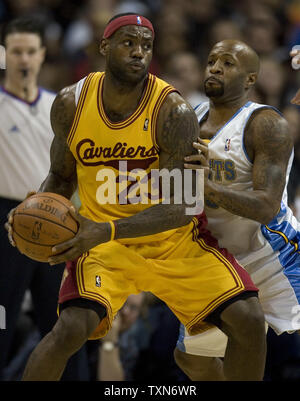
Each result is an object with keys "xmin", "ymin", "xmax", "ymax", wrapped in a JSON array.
[{"xmin": 202, "ymin": 109, "xmax": 293, "ymax": 224}]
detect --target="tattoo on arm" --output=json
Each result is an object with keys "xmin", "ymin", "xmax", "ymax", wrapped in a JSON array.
[
  {"xmin": 206, "ymin": 109, "xmax": 293, "ymax": 224},
  {"xmin": 158, "ymin": 101, "xmax": 200, "ymax": 172},
  {"xmin": 39, "ymin": 85, "xmax": 77, "ymax": 198}
]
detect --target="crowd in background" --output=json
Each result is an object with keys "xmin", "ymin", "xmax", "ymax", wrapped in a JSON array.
[
  {"xmin": 0, "ymin": 0, "xmax": 299, "ymax": 212},
  {"xmin": 0, "ymin": 0, "xmax": 300, "ymax": 381}
]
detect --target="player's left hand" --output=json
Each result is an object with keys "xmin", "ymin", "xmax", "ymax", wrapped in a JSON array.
[
  {"xmin": 48, "ymin": 206, "xmax": 110, "ymax": 265},
  {"xmin": 184, "ymin": 138, "xmax": 210, "ymax": 179}
]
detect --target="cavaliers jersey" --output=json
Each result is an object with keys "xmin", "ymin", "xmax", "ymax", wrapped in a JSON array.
[
  {"xmin": 68, "ymin": 72, "xmax": 179, "ymax": 243},
  {"xmin": 0, "ymin": 87, "xmax": 55, "ymax": 201},
  {"xmin": 195, "ymin": 101, "xmax": 299, "ymax": 269}
]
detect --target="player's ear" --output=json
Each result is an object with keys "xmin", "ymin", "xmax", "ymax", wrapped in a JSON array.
[
  {"xmin": 245, "ymin": 72, "xmax": 257, "ymax": 90},
  {"xmin": 99, "ymin": 38, "xmax": 109, "ymax": 56}
]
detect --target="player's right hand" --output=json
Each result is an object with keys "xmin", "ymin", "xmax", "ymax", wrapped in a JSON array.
[
  {"xmin": 184, "ymin": 138, "xmax": 210, "ymax": 179},
  {"xmin": 48, "ymin": 207, "xmax": 111, "ymax": 265},
  {"xmin": 4, "ymin": 190, "xmax": 37, "ymax": 247}
]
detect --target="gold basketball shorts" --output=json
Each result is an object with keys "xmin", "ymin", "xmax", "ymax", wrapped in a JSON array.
[{"xmin": 58, "ymin": 214, "xmax": 258, "ymax": 339}]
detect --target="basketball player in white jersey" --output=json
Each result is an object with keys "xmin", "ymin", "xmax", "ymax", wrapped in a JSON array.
[
  {"xmin": 174, "ymin": 40, "xmax": 300, "ymax": 380},
  {"xmin": 0, "ymin": 17, "xmax": 88, "ymax": 380}
]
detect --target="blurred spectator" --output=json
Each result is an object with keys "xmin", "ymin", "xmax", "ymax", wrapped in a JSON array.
[
  {"xmin": 255, "ymin": 57, "xmax": 286, "ymax": 109},
  {"xmin": 114, "ymin": 0, "xmax": 151, "ymax": 16},
  {"xmin": 97, "ymin": 293, "xmax": 148, "ymax": 381},
  {"xmin": 184, "ymin": 0, "xmax": 218, "ymax": 57},
  {"xmin": 154, "ymin": 3, "xmax": 189, "ymax": 71},
  {"xmin": 208, "ymin": 19, "xmax": 244, "ymax": 49},
  {"xmin": 133, "ymin": 295, "xmax": 189, "ymax": 382},
  {"xmin": 62, "ymin": 0, "xmax": 116, "ymax": 82},
  {"xmin": 162, "ymin": 51, "xmax": 207, "ymax": 108},
  {"xmin": 97, "ymin": 292, "xmax": 188, "ymax": 382}
]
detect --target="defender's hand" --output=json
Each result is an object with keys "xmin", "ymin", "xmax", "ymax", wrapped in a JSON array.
[
  {"xmin": 184, "ymin": 138, "xmax": 210, "ymax": 179},
  {"xmin": 48, "ymin": 207, "xmax": 111, "ymax": 265}
]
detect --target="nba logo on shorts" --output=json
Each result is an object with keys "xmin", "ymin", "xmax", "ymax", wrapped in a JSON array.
[
  {"xmin": 225, "ymin": 139, "xmax": 231, "ymax": 151},
  {"xmin": 95, "ymin": 275, "xmax": 101, "ymax": 287},
  {"xmin": 137, "ymin": 16, "xmax": 142, "ymax": 25}
]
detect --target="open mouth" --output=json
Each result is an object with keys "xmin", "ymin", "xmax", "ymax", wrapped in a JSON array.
[{"xmin": 19, "ymin": 69, "xmax": 29, "ymax": 77}]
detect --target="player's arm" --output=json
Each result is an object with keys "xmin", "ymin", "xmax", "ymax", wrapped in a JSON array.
[
  {"xmin": 188, "ymin": 109, "xmax": 293, "ymax": 224},
  {"xmin": 39, "ymin": 84, "xmax": 77, "ymax": 199}
]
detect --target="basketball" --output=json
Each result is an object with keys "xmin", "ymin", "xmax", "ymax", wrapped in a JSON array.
[{"xmin": 12, "ymin": 192, "xmax": 78, "ymax": 263}]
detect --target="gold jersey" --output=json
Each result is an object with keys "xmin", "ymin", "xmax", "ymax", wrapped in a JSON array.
[{"xmin": 67, "ymin": 72, "xmax": 179, "ymax": 243}]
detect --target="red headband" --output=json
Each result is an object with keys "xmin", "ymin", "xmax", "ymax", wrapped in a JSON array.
[{"xmin": 103, "ymin": 15, "xmax": 155, "ymax": 39}]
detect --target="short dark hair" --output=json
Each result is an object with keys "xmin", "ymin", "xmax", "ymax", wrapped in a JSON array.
[{"xmin": 2, "ymin": 16, "xmax": 45, "ymax": 46}]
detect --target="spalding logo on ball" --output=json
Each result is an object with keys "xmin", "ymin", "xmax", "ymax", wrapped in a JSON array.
[{"xmin": 12, "ymin": 192, "xmax": 78, "ymax": 263}]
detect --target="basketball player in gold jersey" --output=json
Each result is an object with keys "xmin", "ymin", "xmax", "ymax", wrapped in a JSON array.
[{"xmin": 7, "ymin": 13, "xmax": 266, "ymax": 381}]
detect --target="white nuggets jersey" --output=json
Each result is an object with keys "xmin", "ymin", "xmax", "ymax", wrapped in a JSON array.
[
  {"xmin": 0, "ymin": 87, "xmax": 55, "ymax": 201},
  {"xmin": 176, "ymin": 101, "xmax": 300, "ymax": 354},
  {"xmin": 196, "ymin": 101, "xmax": 299, "ymax": 266}
]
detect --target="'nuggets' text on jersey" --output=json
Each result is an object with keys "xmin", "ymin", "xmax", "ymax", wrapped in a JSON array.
[{"xmin": 209, "ymin": 158, "xmax": 236, "ymax": 182}]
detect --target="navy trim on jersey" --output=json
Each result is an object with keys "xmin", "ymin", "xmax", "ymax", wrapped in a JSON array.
[{"xmin": 0, "ymin": 86, "xmax": 42, "ymax": 106}]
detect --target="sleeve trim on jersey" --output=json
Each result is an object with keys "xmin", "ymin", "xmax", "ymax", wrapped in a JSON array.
[{"xmin": 66, "ymin": 73, "xmax": 95, "ymax": 148}]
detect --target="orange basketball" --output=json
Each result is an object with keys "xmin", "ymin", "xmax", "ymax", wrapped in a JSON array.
[{"xmin": 12, "ymin": 192, "xmax": 78, "ymax": 263}]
